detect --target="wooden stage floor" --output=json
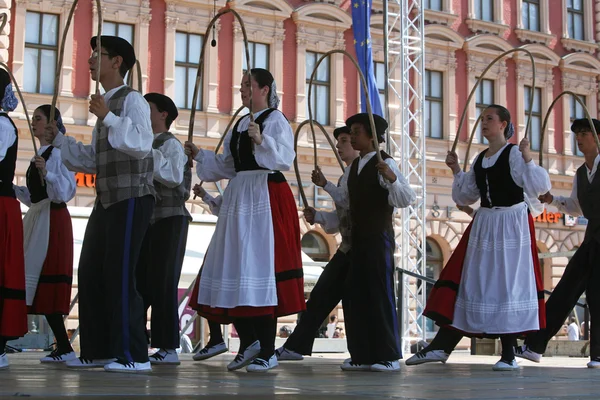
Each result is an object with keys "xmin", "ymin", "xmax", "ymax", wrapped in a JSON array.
[{"xmin": 0, "ymin": 352, "xmax": 597, "ymax": 399}]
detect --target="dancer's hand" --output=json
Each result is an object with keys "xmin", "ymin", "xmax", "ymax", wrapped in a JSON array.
[
  {"xmin": 311, "ymin": 167, "xmax": 327, "ymax": 187},
  {"xmin": 303, "ymin": 207, "xmax": 316, "ymax": 224},
  {"xmin": 193, "ymin": 184, "xmax": 206, "ymax": 199},
  {"xmin": 184, "ymin": 142, "xmax": 199, "ymax": 159},
  {"xmin": 89, "ymin": 93, "xmax": 109, "ymax": 120},
  {"xmin": 34, "ymin": 156, "xmax": 47, "ymax": 177},
  {"xmin": 248, "ymin": 122, "xmax": 262, "ymax": 145},
  {"xmin": 377, "ymin": 161, "xmax": 397, "ymax": 183},
  {"xmin": 538, "ymin": 191, "xmax": 554, "ymax": 204},
  {"xmin": 457, "ymin": 204, "xmax": 474, "ymax": 216},
  {"xmin": 446, "ymin": 151, "xmax": 461, "ymax": 175},
  {"xmin": 520, "ymin": 138, "xmax": 532, "ymax": 163},
  {"xmin": 44, "ymin": 121, "xmax": 59, "ymax": 144}
]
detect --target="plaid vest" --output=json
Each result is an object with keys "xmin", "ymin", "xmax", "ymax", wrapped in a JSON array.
[
  {"xmin": 336, "ymin": 174, "xmax": 352, "ymax": 253},
  {"xmin": 151, "ymin": 132, "xmax": 192, "ymax": 223},
  {"xmin": 95, "ymin": 86, "xmax": 154, "ymax": 207}
]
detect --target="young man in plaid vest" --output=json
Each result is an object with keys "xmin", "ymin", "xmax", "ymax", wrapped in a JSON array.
[
  {"xmin": 275, "ymin": 125, "xmax": 358, "ymax": 361},
  {"xmin": 136, "ymin": 93, "xmax": 191, "ymax": 366},
  {"xmin": 47, "ymin": 36, "xmax": 155, "ymax": 372}
]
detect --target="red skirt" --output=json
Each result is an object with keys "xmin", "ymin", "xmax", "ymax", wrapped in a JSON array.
[
  {"xmin": 0, "ymin": 196, "xmax": 27, "ymax": 339},
  {"xmin": 28, "ymin": 206, "xmax": 73, "ymax": 315},
  {"xmin": 424, "ymin": 213, "xmax": 546, "ymax": 336},
  {"xmin": 190, "ymin": 180, "xmax": 306, "ymax": 324}
]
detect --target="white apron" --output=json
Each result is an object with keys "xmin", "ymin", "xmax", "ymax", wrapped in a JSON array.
[
  {"xmin": 451, "ymin": 202, "xmax": 539, "ymax": 335},
  {"xmin": 197, "ymin": 170, "xmax": 277, "ymax": 308},
  {"xmin": 23, "ymin": 198, "xmax": 51, "ymax": 305}
]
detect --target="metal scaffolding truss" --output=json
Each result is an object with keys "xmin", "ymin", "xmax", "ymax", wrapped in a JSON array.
[{"xmin": 383, "ymin": 0, "xmax": 427, "ymax": 351}]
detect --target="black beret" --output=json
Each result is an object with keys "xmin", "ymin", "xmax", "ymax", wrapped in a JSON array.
[
  {"xmin": 571, "ymin": 118, "xmax": 600, "ymax": 136},
  {"xmin": 345, "ymin": 113, "xmax": 388, "ymax": 143},
  {"xmin": 333, "ymin": 125, "xmax": 350, "ymax": 139},
  {"xmin": 144, "ymin": 93, "xmax": 178, "ymax": 121},
  {"xmin": 90, "ymin": 35, "xmax": 136, "ymax": 71}
]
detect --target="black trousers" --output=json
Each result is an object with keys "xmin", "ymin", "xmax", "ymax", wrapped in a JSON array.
[
  {"xmin": 284, "ymin": 250, "xmax": 350, "ymax": 355},
  {"xmin": 235, "ymin": 316, "xmax": 276, "ymax": 360},
  {"xmin": 137, "ymin": 215, "xmax": 189, "ymax": 350},
  {"xmin": 345, "ymin": 231, "xmax": 401, "ymax": 364},
  {"xmin": 525, "ymin": 241, "xmax": 600, "ymax": 358},
  {"xmin": 78, "ymin": 196, "xmax": 154, "ymax": 363}
]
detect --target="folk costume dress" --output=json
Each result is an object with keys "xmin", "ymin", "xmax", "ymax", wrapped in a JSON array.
[
  {"xmin": 191, "ymin": 108, "xmax": 305, "ymax": 323},
  {"xmin": 0, "ymin": 110, "xmax": 27, "ymax": 342},
  {"xmin": 424, "ymin": 143, "xmax": 550, "ymax": 336},
  {"xmin": 14, "ymin": 145, "xmax": 76, "ymax": 315}
]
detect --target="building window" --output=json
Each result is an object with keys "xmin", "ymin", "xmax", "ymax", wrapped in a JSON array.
[
  {"xmin": 424, "ymin": 0, "xmax": 443, "ymax": 11},
  {"xmin": 522, "ymin": 0, "xmax": 540, "ymax": 31},
  {"xmin": 24, "ymin": 12, "xmax": 59, "ymax": 94},
  {"xmin": 306, "ymin": 51, "xmax": 330, "ymax": 126},
  {"xmin": 175, "ymin": 32, "xmax": 204, "ymax": 111},
  {"xmin": 301, "ymin": 231, "xmax": 330, "ymax": 262},
  {"xmin": 474, "ymin": 0, "xmax": 494, "ymax": 21},
  {"xmin": 374, "ymin": 62, "xmax": 386, "ymax": 111},
  {"xmin": 475, "ymin": 79, "xmax": 494, "ymax": 144},
  {"xmin": 567, "ymin": 0, "xmax": 584, "ymax": 40},
  {"xmin": 242, "ymin": 42, "xmax": 269, "ymax": 72},
  {"xmin": 570, "ymin": 95, "xmax": 586, "ymax": 156},
  {"xmin": 103, "ymin": 22, "xmax": 135, "ymax": 83},
  {"xmin": 524, "ymin": 86, "xmax": 542, "ymax": 151},
  {"xmin": 425, "ymin": 238, "xmax": 443, "ymax": 337},
  {"xmin": 425, "ymin": 70, "xmax": 443, "ymax": 139}
]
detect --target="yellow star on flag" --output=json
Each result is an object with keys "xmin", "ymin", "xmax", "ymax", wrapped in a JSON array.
[{"xmin": 354, "ymin": 2, "xmax": 359, "ymax": 7}]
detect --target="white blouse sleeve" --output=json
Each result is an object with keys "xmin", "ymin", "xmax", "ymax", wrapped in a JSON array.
[
  {"xmin": 380, "ymin": 158, "xmax": 416, "ymax": 208},
  {"xmin": 103, "ymin": 91, "xmax": 153, "ymax": 159},
  {"xmin": 153, "ymin": 139, "xmax": 186, "ymax": 188},
  {"xmin": 0, "ymin": 117, "xmax": 15, "ymax": 162},
  {"xmin": 451, "ymin": 168, "xmax": 481, "ymax": 206},
  {"xmin": 254, "ymin": 112, "xmax": 296, "ymax": 171},
  {"xmin": 44, "ymin": 147, "xmax": 77, "ymax": 203},
  {"xmin": 323, "ymin": 168, "xmax": 350, "ymax": 208},
  {"xmin": 508, "ymin": 146, "xmax": 552, "ymax": 198},
  {"xmin": 13, "ymin": 185, "xmax": 31, "ymax": 207},
  {"xmin": 314, "ymin": 210, "xmax": 340, "ymax": 234},
  {"xmin": 52, "ymin": 131, "xmax": 97, "ymax": 173},
  {"xmin": 194, "ymin": 131, "xmax": 237, "ymax": 182}
]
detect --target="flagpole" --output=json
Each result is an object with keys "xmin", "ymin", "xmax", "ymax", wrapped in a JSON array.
[{"xmin": 383, "ymin": 0, "xmax": 391, "ymax": 153}]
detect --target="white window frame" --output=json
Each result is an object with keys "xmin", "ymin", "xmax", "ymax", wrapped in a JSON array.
[
  {"xmin": 423, "ymin": 0, "xmax": 458, "ymax": 27},
  {"xmin": 561, "ymin": 0, "xmax": 595, "ymax": 53},
  {"xmin": 305, "ymin": 50, "xmax": 331, "ymax": 126},
  {"xmin": 23, "ymin": 10, "xmax": 59, "ymax": 95},
  {"xmin": 174, "ymin": 31, "xmax": 204, "ymax": 111},
  {"xmin": 424, "ymin": 69, "xmax": 444, "ymax": 140},
  {"xmin": 523, "ymin": 85, "xmax": 543, "ymax": 152},
  {"xmin": 466, "ymin": 0, "xmax": 508, "ymax": 35},
  {"xmin": 515, "ymin": 0, "xmax": 554, "ymax": 45}
]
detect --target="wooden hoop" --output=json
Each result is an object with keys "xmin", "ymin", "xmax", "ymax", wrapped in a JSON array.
[
  {"xmin": 539, "ymin": 91, "xmax": 600, "ymax": 166},
  {"xmin": 293, "ymin": 119, "xmax": 345, "ymax": 208},
  {"xmin": 463, "ymin": 113, "xmax": 483, "ymax": 171},
  {"xmin": 452, "ymin": 48, "xmax": 536, "ymax": 153},
  {"xmin": 126, "ymin": 60, "xmax": 144, "ymax": 93},
  {"xmin": 188, "ymin": 9, "xmax": 253, "ymax": 144},
  {"xmin": 307, "ymin": 49, "xmax": 382, "ymax": 164},
  {"xmin": 49, "ymin": 0, "xmax": 102, "ymax": 124}
]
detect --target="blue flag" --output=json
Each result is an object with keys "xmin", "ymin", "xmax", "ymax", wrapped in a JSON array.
[{"xmin": 351, "ymin": 0, "xmax": 384, "ymax": 117}]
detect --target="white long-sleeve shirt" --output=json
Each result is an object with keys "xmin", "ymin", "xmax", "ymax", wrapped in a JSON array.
[
  {"xmin": 0, "ymin": 114, "xmax": 16, "ymax": 163},
  {"xmin": 332, "ymin": 152, "xmax": 416, "ymax": 209},
  {"xmin": 452, "ymin": 144, "xmax": 551, "ymax": 213},
  {"xmin": 550, "ymin": 155, "xmax": 600, "ymax": 216},
  {"xmin": 153, "ymin": 133, "xmax": 186, "ymax": 188},
  {"xmin": 314, "ymin": 210, "xmax": 340, "ymax": 234},
  {"xmin": 194, "ymin": 108, "xmax": 295, "ymax": 182},
  {"xmin": 201, "ymin": 191, "xmax": 223, "ymax": 215},
  {"xmin": 52, "ymin": 85, "xmax": 153, "ymax": 173},
  {"xmin": 13, "ymin": 145, "xmax": 76, "ymax": 206}
]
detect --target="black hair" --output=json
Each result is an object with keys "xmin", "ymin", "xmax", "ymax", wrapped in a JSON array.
[
  {"xmin": 105, "ymin": 47, "xmax": 130, "ymax": 78},
  {"xmin": 485, "ymin": 104, "xmax": 512, "ymax": 139},
  {"xmin": 35, "ymin": 104, "xmax": 62, "ymax": 123},
  {"xmin": 0, "ymin": 68, "xmax": 10, "ymax": 105},
  {"xmin": 249, "ymin": 68, "xmax": 274, "ymax": 98},
  {"xmin": 330, "ymin": 315, "xmax": 336, "ymax": 322}
]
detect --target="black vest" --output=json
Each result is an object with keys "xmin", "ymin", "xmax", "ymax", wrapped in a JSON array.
[
  {"xmin": 25, "ymin": 146, "xmax": 66, "ymax": 208},
  {"xmin": 230, "ymin": 108, "xmax": 277, "ymax": 172},
  {"xmin": 576, "ymin": 164, "xmax": 600, "ymax": 244},
  {"xmin": 0, "ymin": 113, "xmax": 18, "ymax": 198},
  {"xmin": 473, "ymin": 144, "xmax": 524, "ymax": 208},
  {"xmin": 348, "ymin": 151, "xmax": 394, "ymax": 236}
]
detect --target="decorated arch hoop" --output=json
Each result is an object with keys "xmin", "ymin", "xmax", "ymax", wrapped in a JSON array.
[
  {"xmin": 188, "ymin": 9, "xmax": 253, "ymax": 144},
  {"xmin": 293, "ymin": 119, "xmax": 345, "ymax": 207},
  {"xmin": 49, "ymin": 0, "xmax": 103, "ymax": 124},
  {"xmin": 539, "ymin": 91, "xmax": 600, "ymax": 166},
  {"xmin": 126, "ymin": 60, "xmax": 144, "ymax": 94},
  {"xmin": 452, "ymin": 47, "xmax": 537, "ymax": 154}
]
